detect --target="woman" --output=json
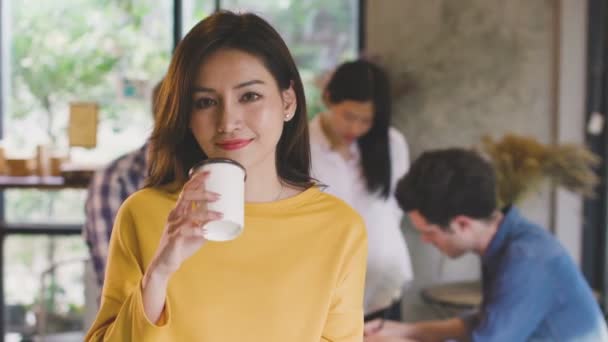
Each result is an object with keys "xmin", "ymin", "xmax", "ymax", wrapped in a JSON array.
[
  {"xmin": 86, "ymin": 12, "xmax": 367, "ymax": 341},
  {"xmin": 309, "ymin": 60, "xmax": 413, "ymax": 321}
]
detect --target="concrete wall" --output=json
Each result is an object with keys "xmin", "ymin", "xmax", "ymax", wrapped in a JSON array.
[{"xmin": 366, "ymin": 0, "xmax": 587, "ymax": 320}]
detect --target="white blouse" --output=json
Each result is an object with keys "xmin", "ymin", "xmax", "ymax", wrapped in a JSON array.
[{"xmin": 309, "ymin": 115, "xmax": 414, "ymax": 314}]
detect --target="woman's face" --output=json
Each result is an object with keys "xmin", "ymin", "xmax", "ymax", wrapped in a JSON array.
[
  {"xmin": 326, "ymin": 99, "xmax": 374, "ymax": 145},
  {"xmin": 190, "ymin": 48, "xmax": 296, "ymax": 171}
]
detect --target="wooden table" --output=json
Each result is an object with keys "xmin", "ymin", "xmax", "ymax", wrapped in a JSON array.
[
  {"xmin": 421, "ymin": 280, "xmax": 602, "ymax": 319},
  {"xmin": 0, "ymin": 175, "xmax": 91, "ymax": 190},
  {"xmin": 420, "ymin": 280, "xmax": 482, "ymax": 318},
  {"xmin": 421, "ymin": 280, "xmax": 482, "ymax": 309}
]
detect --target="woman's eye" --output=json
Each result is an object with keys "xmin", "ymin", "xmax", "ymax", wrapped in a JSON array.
[
  {"xmin": 194, "ymin": 97, "xmax": 217, "ymax": 109},
  {"xmin": 241, "ymin": 92, "xmax": 261, "ymax": 102}
]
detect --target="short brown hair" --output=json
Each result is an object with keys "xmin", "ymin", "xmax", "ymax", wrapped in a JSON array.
[{"xmin": 396, "ymin": 148, "xmax": 497, "ymax": 227}]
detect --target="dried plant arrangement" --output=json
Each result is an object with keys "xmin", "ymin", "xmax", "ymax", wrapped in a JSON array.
[{"xmin": 480, "ymin": 134, "xmax": 600, "ymax": 207}]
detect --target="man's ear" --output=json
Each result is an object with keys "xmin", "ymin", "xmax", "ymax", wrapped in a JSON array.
[
  {"xmin": 450, "ymin": 215, "xmax": 474, "ymax": 233},
  {"xmin": 282, "ymin": 83, "xmax": 297, "ymax": 122}
]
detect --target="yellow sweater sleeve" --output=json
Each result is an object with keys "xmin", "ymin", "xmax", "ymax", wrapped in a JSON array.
[
  {"xmin": 321, "ymin": 219, "xmax": 368, "ymax": 341},
  {"xmin": 85, "ymin": 203, "xmax": 172, "ymax": 341}
]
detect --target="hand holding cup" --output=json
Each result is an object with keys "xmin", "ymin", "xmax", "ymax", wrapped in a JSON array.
[{"xmin": 148, "ymin": 170, "xmax": 223, "ymax": 278}]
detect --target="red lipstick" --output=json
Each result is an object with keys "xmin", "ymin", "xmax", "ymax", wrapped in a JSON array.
[{"xmin": 216, "ymin": 139, "xmax": 253, "ymax": 151}]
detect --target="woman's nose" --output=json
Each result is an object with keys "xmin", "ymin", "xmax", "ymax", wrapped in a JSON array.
[{"xmin": 217, "ymin": 103, "xmax": 243, "ymax": 133}]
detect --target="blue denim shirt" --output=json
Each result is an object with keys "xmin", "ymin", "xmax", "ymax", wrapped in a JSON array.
[{"xmin": 464, "ymin": 207, "xmax": 608, "ymax": 341}]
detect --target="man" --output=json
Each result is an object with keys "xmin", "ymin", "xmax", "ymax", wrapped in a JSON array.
[
  {"xmin": 83, "ymin": 80, "xmax": 162, "ymax": 288},
  {"xmin": 365, "ymin": 148, "xmax": 608, "ymax": 342}
]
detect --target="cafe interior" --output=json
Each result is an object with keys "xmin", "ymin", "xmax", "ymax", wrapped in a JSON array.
[{"xmin": 0, "ymin": 0, "xmax": 606, "ymax": 341}]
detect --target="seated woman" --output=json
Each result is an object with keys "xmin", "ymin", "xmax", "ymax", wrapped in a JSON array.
[
  {"xmin": 85, "ymin": 11, "xmax": 367, "ymax": 342},
  {"xmin": 309, "ymin": 60, "xmax": 413, "ymax": 321}
]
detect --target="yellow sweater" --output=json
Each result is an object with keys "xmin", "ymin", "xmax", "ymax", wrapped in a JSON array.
[{"xmin": 85, "ymin": 186, "xmax": 367, "ymax": 341}]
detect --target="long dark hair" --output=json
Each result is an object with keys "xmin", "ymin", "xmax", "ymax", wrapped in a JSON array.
[
  {"xmin": 146, "ymin": 11, "xmax": 313, "ymax": 190},
  {"xmin": 325, "ymin": 60, "xmax": 392, "ymax": 198}
]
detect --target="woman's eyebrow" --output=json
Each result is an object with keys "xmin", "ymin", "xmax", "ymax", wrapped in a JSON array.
[
  {"xmin": 233, "ymin": 79, "xmax": 265, "ymax": 89},
  {"xmin": 192, "ymin": 79, "xmax": 265, "ymax": 93}
]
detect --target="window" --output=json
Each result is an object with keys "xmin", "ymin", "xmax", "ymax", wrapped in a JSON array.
[
  {"xmin": 6, "ymin": 0, "xmax": 172, "ymax": 161},
  {"xmin": 2, "ymin": 0, "xmax": 173, "ymax": 339},
  {"xmin": 182, "ymin": 0, "xmax": 215, "ymax": 36},
  {"xmin": 221, "ymin": 0, "xmax": 359, "ymax": 116},
  {"xmin": 4, "ymin": 236, "xmax": 87, "ymax": 341}
]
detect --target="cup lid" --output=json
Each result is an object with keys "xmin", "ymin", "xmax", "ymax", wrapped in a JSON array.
[{"xmin": 188, "ymin": 158, "xmax": 247, "ymax": 179}]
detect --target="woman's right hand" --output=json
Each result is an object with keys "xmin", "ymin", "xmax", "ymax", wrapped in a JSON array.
[{"xmin": 147, "ymin": 170, "xmax": 223, "ymax": 279}]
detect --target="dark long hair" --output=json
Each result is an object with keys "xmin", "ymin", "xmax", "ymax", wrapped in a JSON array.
[
  {"xmin": 325, "ymin": 60, "xmax": 392, "ymax": 198},
  {"xmin": 146, "ymin": 11, "xmax": 313, "ymax": 190}
]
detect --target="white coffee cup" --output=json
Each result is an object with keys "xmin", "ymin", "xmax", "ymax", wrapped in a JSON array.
[{"xmin": 189, "ymin": 158, "xmax": 246, "ymax": 241}]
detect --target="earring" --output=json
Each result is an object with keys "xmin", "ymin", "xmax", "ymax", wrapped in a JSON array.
[{"xmin": 217, "ymin": 127, "xmax": 224, "ymax": 133}]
